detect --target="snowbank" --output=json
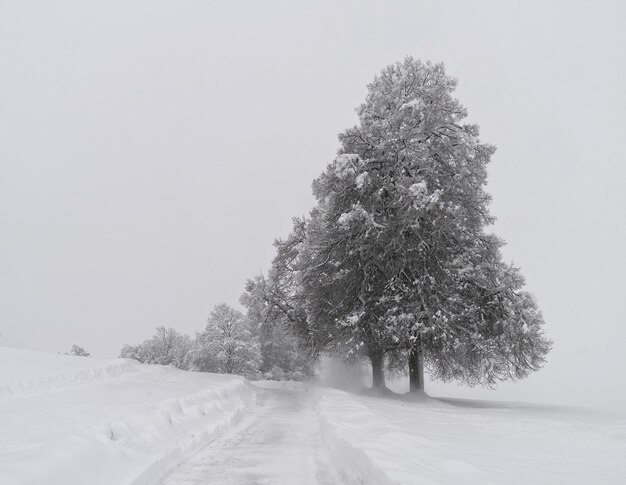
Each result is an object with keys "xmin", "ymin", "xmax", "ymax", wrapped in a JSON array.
[
  {"xmin": 317, "ymin": 388, "xmax": 626, "ymax": 485},
  {"xmin": 0, "ymin": 347, "xmax": 255, "ymax": 485}
]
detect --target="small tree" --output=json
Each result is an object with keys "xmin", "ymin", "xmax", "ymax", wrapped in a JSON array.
[
  {"xmin": 194, "ymin": 303, "xmax": 261, "ymax": 378},
  {"xmin": 119, "ymin": 327, "xmax": 193, "ymax": 369},
  {"xmin": 66, "ymin": 344, "xmax": 90, "ymax": 357}
]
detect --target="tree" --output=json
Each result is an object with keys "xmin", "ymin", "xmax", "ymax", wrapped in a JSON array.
[
  {"xmin": 66, "ymin": 344, "xmax": 90, "ymax": 357},
  {"xmin": 119, "ymin": 327, "xmax": 193, "ymax": 369},
  {"xmin": 273, "ymin": 213, "xmax": 393, "ymax": 388},
  {"xmin": 241, "ymin": 275, "xmax": 315, "ymax": 380},
  {"xmin": 194, "ymin": 303, "xmax": 261, "ymax": 378},
  {"xmin": 274, "ymin": 57, "xmax": 551, "ymax": 391}
]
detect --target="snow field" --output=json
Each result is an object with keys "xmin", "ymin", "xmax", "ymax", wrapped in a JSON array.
[
  {"xmin": 3, "ymin": 347, "xmax": 625, "ymax": 485},
  {"xmin": 0, "ymin": 347, "xmax": 255, "ymax": 485},
  {"xmin": 317, "ymin": 388, "xmax": 626, "ymax": 485},
  {"xmin": 0, "ymin": 347, "xmax": 141, "ymax": 397}
]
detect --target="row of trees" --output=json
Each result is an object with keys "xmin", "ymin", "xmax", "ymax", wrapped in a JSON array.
[
  {"xmin": 122, "ymin": 57, "xmax": 551, "ymax": 393},
  {"xmin": 120, "ymin": 296, "xmax": 314, "ymax": 381},
  {"xmin": 255, "ymin": 57, "xmax": 551, "ymax": 391}
]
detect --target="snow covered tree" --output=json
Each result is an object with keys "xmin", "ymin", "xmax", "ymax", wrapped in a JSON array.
[
  {"xmin": 194, "ymin": 303, "xmax": 261, "ymax": 378},
  {"xmin": 119, "ymin": 327, "xmax": 193, "ymax": 369},
  {"xmin": 241, "ymin": 275, "xmax": 315, "ymax": 380},
  {"xmin": 66, "ymin": 344, "xmax": 90, "ymax": 357},
  {"xmin": 274, "ymin": 57, "xmax": 551, "ymax": 391},
  {"xmin": 273, "ymin": 200, "xmax": 400, "ymax": 388}
]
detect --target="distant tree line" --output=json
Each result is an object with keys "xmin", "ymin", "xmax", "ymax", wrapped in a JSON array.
[{"xmin": 119, "ymin": 285, "xmax": 314, "ymax": 381}]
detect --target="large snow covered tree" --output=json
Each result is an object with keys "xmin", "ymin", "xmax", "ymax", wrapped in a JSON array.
[
  {"xmin": 194, "ymin": 303, "xmax": 261, "ymax": 378},
  {"xmin": 274, "ymin": 58, "xmax": 551, "ymax": 391}
]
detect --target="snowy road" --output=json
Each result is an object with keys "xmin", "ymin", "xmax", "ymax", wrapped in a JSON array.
[{"xmin": 158, "ymin": 384, "xmax": 341, "ymax": 485}]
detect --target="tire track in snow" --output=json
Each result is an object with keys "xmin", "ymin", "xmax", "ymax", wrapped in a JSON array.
[{"xmin": 157, "ymin": 385, "xmax": 342, "ymax": 485}]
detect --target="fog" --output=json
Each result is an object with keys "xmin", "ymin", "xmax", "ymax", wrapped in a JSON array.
[
  {"xmin": 317, "ymin": 357, "xmax": 370, "ymax": 392},
  {"xmin": 1, "ymin": 1, "xmax": 625, "ymax": 410}
]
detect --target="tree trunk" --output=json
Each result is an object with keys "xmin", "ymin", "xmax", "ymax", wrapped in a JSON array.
[
  {"xmin": 408, "ymin": 337, "xmax": 424, "ymax": 392},
  {"xmin": 369, "ymin": 350, "xmax": 386, "ymax": 389}
]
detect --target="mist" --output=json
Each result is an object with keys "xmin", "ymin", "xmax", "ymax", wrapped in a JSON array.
[{"xmin": 1, "ymin": 0, "xmax": 625, "ymax": 410}]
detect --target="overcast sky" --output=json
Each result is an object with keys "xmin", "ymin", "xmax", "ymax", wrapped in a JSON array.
[{"xmin": 1, "ymin": 1, "xmax": 625, "ymax": 409}]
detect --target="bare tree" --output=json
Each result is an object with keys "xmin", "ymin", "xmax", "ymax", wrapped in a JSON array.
[
  {"xmin": 194, "ymin": 303, "xmax": 261, "ymax": 378},
  {"xmin": 119, "ymin": 327, "xmax": 193, "ymax": 369}
]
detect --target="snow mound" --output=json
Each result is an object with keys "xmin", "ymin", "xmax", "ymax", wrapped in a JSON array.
[{"xmin": 0, "ymin": 347, "xmax": 255, "ymax": 485}]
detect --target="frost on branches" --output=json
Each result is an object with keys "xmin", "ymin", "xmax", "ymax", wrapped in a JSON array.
[
  {"xmin": 194, "ymin": 303, "xmax": 262, "ymax": 378},
  {"xmin": 271, "ymin": 57, "xmax": 551, "ymax": 391},
  {"xmin": 119, "ymin": 327, "xmax": 193, "ymax": 370},
  {"xmin": 241, "ymin": 275, "xmax": 316, "ymax": 381}
]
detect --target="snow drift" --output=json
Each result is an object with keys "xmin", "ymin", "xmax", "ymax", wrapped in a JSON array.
[
  {"xmin": 318, "ymin": 388, "xmax": 626, "ymax": 484},
  {"xmin": 3, "ymin": 347, "xmax": 625, "ymax": 484},
  {"xmin": 0, "ymin": 347, "xmax": 254, "ymax": 485}
]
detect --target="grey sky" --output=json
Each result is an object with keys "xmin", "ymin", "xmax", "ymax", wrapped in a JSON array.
[{"xmin": 1, "ymin": 1, "xmax": 625, "ymax": 409}]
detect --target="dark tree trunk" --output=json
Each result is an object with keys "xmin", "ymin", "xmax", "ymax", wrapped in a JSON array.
[
  {"xmin": 408, "ymin": 337, "xmax": 424, "ymax": 392},
  {"xmin": 369, "ymin": 349, "xmax": 386, "ymax": 389}
]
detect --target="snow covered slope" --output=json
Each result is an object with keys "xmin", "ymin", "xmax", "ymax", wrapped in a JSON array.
[
  {"xmin": 3, "ymin": 347, "xmax": 625, "ymax": 485},
  {"xmin": 318, "ymin": 389, "xmax": 626, "ymax": 485},
  {"xmin": 0, "ymin": 347, "xmax": 254, "ymax": 485}
]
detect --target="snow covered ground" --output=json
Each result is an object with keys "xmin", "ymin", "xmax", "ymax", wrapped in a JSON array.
[
  {"xmin": 158, "ymin": 381, "xmax": 341, "ymax": 484},
  {"xmin": 319, "ymin": 389, "xmax": 626, "ymax": 484},
  {"xmin": 0, "ymin": 347, "xmax": 254, "ymax": 484},
  {"xmin": 2, "ymin": 346, "xmax": 625, "ymax": 484}
]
